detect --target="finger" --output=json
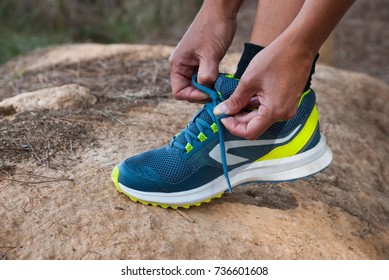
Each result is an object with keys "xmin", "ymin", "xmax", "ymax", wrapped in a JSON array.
[
  {"xmin": 171, "ymin": 72, "xmax": 209, "ymax": 102},
  {"xmin": 176, "ymin": 87, "xmax": 210, "ymax": 103},
  {"xmin": 214, "ymin": 81, "xmax": 254, "ymax": 116},
  {"xmin": 221, "ymin": 106, "xmax": 274, "ymax": 140},
  {"xmin": 231, "ymin": 110, "xmax": 258, "ymax": 124},
  {"xmin": 197, "ymin": 58, "xmax": 219, "ymax": 86}
]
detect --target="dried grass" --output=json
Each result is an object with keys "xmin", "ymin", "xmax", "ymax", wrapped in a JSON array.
[{"xmin": 0, "ymin": 53, "xmax": 172, "ymax": 170}]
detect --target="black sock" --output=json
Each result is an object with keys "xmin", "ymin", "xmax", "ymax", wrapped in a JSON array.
[
  {"xmin": 234, "ymin": 42, "xmax": 319, "ymax": 91},
  {"xmin": 304, "ymin": 53, "xmax": 319, "ymax": 92},
  {"xmin": 234, "ymin": 43, "xmax": 265, "ymax": 79}
]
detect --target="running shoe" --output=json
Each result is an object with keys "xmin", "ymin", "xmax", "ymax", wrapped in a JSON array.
[{"xmin": 112, "ymin": 74, "xmax": 332, "ymax": 208}]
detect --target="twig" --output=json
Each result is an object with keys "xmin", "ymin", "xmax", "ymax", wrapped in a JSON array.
[
  {"xmin": 96, "ymin": 109, "xmax": 173, "ymax": 134},
  {"xmin": 0, "ymin": 168, "xmax": 12, "ymax": 179},
  {"xmin": 49, "ymin": 117, "xmax": 73, "ymax": 125},
  {"xmin": 2, "ymin": 178, "xmax": 74, "ymax": 185},
  {"xmin": 17, "ymin": 170, "xmax": 67, "ymax": 180},
  {"xmin": 99, "ymin": 109, "xmax": 127, "ymax": 126},
  {"xmin": 23, "ymin": 136, "xmax": 42, "ymax": 163},
  {"xmin": 0, "ymin": 147, "xmax": 29, "ymax": 151},
  {"xmin": 49, "ymin": 117, "xmax": 95, "ymax": 124},
  {"xmin": 70, "ymin": 139, "xmax": 74, "ymax": 154},
  {"xmin": 45, "ymin": 141, "xmax": 51, "ymax": 168},
  {"xmin": 175, "ymin": 209, "xmax": 195, "ymax": 223},
  {"xmin": 0, "ymin": 246, "xmax": 16, "ymax": 249}
]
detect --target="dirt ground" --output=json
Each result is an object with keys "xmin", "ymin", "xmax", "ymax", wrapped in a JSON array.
[{"xmin": 0, "ymin": 44, "xmax": 388, "ymax": 259}]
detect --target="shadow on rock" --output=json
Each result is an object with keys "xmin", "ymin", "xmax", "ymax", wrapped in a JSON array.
[{"xmin": 218, "ymin": 183, "xmax": 299, "ymax": 210}]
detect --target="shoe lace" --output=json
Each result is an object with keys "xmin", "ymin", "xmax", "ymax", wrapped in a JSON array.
[{"xmin": 171, "ymin": 74, "xmax": 232, "ymax": 193}]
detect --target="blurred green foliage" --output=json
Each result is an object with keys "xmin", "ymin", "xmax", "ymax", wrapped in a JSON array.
[{"xmin": 0, "ymin": 0, "xmax": 202, "ymax": 64}]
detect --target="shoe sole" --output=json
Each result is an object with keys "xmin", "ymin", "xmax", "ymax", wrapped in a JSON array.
[
  {"xmin": 112, "ymin": 134, "xmax": 332, "ymax": 209},
  {"xmin": 111, "ymin": 166, "xmax": 223, "ymax": 209}
]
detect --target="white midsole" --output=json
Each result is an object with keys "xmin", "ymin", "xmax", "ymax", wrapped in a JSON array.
[{"xmin": 119, "ymin": 134, "xmax": 333, "ymax": 205}]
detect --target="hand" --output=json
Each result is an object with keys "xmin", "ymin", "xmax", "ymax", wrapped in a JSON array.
[
  {"xmin": 169, "ymin": 6, "xmax": 237, "ymax": 103},
  {"xmin": 214, "ymin": 39, "xmax": 315, "ymax": 140}
]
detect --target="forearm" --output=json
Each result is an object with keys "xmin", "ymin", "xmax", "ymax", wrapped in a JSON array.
[
  {"xmin": 277, "ymin": 0, "xmax": 355, "ymax": 56},
  {"xmin": 201, "ymin": 0, "xmax": 245, "ymax": 20}
]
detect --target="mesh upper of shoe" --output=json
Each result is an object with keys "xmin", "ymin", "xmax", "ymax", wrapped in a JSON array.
[
  {"xmin": 214, "ymin": 76, "xmax": 239, "ymax": 99},
  {"xmin": 125, "ymin": 147, "xmax": 195, "ymax": 184}
]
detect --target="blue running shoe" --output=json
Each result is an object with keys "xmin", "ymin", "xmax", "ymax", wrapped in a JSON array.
[{"xmin": 112, "ymin": 74, "xmax": 333, "ymax": 208}]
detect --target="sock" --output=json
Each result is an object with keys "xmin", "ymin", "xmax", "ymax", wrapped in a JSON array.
[
  {"xmin": 233, "ymin": 42, "xmax": 319, "ymax": 91},
  {"xmin": 234, "ymin": 43, "xmax": 264, "ymax": 79},
  {"xmin": 304, "ymin": 53, "xmax": 319, "ymax": 92}
]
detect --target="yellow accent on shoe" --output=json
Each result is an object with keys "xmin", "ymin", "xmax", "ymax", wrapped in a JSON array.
[
  {"xmin": 111, "ymin": 166, "xmax": 122, "ymax": 193},
  {"xmin": 211, "ymin": 123, "xmax": 218, "ymax": 133},
  {"xmin": 197, "ymin": 132, "xmax": 207, "ymax": 142},
  {"xmin": 224, "ymin": 73, "xmax": 240, "ymax": 80},
  {"xmin": 298, "ymin": 89, "xmax": 311, "ymax": 107},
  {"xmin": 121, "ymin": 191, "xmax": 224, "ymax": 209},
  {"xmin": 185, "ymin": 143, "xmax": 193, "ymax": 153},
  {"xmin": 256, "ymin": 105, "xmax": 319, "ymax": 161}
]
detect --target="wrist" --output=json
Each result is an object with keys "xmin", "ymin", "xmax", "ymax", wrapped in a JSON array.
[
  {"xmin": 275, "ymin": 30, "xmax": 318, "ymax": 61},
  {"xmin": 202, "ymin": 0, "xmax": 243, "ymax": 21}
]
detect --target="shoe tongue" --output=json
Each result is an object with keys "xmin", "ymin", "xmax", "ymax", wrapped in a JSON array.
[{"xmin": 213, "ymin": 74, "xmax": 239, "ymax": 100}]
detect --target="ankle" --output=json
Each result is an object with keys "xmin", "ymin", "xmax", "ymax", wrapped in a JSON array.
[{"xmin": 234, "ymin": 42, "xmax": 319, "ymax": 92}]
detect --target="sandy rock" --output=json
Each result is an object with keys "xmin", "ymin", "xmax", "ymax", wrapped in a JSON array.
[
  {"xmin": 0, "ymin": 44, "xmax": 388, "ymax": 260},
  {"xmin": 4, "ymin": 43, "xmax": 175, "ymax": 75},
  {"xmin": 0, "ymin": 84, "xmax": 96, "ymax": 115}
]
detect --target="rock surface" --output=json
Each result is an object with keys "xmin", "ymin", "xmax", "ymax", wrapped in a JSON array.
[
  {"xmin": 0, "ymin": 84, "xmax": 96, "ymax": 115},
  {"xmin": 0, "ymin": 44, "xmax": 388, "ymax": 260},
  {"xmin": 3, "ymin": 43, "xmax": 174, "ymax": 75}
]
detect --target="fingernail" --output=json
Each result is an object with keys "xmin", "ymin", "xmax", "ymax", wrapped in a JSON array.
[{"xmin": 214, "ymin": 102, "xmax": 228, "ymax": 116}]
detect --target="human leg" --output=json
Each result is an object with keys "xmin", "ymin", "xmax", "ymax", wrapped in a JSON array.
[
  {"xmin": 250, "ymin": 0, "xmax": 305, "ymax": 46},
  {"xmin": 236, "ymin": 0, "xmax": 308, "ymax": 80}
]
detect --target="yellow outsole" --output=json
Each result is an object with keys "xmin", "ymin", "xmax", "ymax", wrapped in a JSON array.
[{"xmin": 111, "ymin": 166, "xmax": 224, "ymax": 209}]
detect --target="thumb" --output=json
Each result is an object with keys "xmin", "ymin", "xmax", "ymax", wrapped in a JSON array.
[
  {"xmin": 197, "ymin": 58, "xmax": 219, "ymax": 86},
  {"xmin": 214, "ymin": 83, "xmax": 252, "ymax": 116}
]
